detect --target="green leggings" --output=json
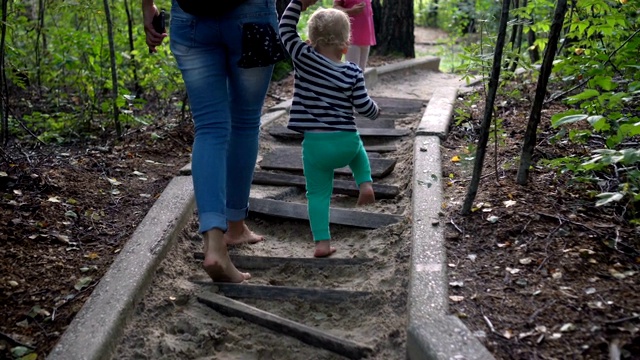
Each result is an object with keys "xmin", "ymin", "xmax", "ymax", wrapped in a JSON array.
[{"xmin": 302, "ymin": 131, "xmax": 372, "ymax": 241}]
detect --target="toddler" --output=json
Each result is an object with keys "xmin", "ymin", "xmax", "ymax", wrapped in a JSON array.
[{"xmin": 279, "ymin": 0, "xmax": 380, "ymax": 257}]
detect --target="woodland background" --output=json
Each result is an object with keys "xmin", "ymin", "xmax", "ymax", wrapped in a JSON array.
[{"xmin": 0, "ymin": 0, "xmax": 639, "ymax": 359}]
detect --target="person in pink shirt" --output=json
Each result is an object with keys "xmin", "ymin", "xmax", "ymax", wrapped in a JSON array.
[{"xmin": 333, "ymin": 0, "xmax": 376, "ymax": 70}]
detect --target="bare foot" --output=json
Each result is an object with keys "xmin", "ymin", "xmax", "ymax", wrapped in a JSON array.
[
  {"xmin": 224, "ymin": 221, "xmax": 264, "ymax": 246},
  {"xmin": 357, "ymin": 182, "xmax": 375, "ymax": 206},
  {"xmin": 202, "ymin": 229, "xmax": 251, "ymax": 283},
  {"xmin": 314, "ymin": 240, "xmax": 337, "ymax": 258}
]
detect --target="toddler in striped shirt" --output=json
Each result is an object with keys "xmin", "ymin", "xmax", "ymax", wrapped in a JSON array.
[{"xmin": 279, "ymin": 0, "xmax": 380, "ymax": 257}]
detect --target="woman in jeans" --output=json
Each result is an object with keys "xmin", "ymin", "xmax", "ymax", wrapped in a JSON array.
[{"xmin": 142, "ymin": 0, "xmax": 280, "ymax": 283}]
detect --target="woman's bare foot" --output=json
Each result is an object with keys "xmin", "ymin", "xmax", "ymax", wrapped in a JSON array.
[
  {"xmin": 314, "ymin": 240, "xmax": 337, "ymax": 258},
  {"xmin": 357, "ymin": 181, "xmax": 375, "ymax": 206},
  {"xmin": 202, "ymin": 229, "xmax": 250, "ymax": 283},
  {"xmin": 224, "ymin": 220, "xmax": 264, "ymax": 246}
]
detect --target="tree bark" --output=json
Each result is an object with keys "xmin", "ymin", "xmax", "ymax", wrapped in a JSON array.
[
  {"xmin": 123, "ymin": 0, "xmax": 141, "ymax": 97},
  {"xmin": 461, "ymin": 0, "xmax": 511, "ymax": 215},
  {"xmin": 371, "ymin": 0, "xmax": 414, "ymax": 57},
  {"xmin": 516, "ymin": 0, "xmax": 568, "ymax": 184},
  {"xmin": 0, "ymin": 0, "xmax": 8, "ymax": 145},
  {"xmin": 102, "ymin": 0, "xmax": 121, "ymax": 137}
]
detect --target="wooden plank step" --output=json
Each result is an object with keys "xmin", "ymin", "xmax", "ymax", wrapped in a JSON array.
[
  {"xmin": 371, "ymin": 96, "xmax": 426, "ymax": 113},
  {"xmin": 248, "ymin": 197, "xmax": 403, "ymax": 229},
  {"xmin": 260, "ymin": 147, "xmax": 396, "ymax": 179},
  {"xmin": 252, "ymin": 171, "xmax": 400, "ymax": 199},
  {"xmin": 354, "ymin": 117, "xmax": 394, "ymax": 129},
  {"xmin": 197, "ymin": 292, "xmax": 374, "ymax": 359},
  {"xmin": 267, "ymin": 126, "xmax": 410, "ymax": 140},
  {"xmin": 193, "ymin": 254, "xmax": 374, "ymax": 269},
  {"xmin": 191, "ymin": 282, "xmax": 373, "ymax": 304}
]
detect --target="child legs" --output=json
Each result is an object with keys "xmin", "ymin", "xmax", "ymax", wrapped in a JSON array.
[{"xmin": 348, "ymin": 138, "xmax": 375, "ymax": 205}]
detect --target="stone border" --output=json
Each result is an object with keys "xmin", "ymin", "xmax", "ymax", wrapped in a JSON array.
[{"xmin": 408, "ymin": 86, "xmax": 495, "ymax": 359}]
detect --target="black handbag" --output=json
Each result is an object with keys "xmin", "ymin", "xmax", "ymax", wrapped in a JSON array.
[{"xmin": 175, "ymin": 0, "xmax": 250, "ymax": 17}]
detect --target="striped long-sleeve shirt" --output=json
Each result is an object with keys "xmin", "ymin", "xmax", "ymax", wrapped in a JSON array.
[{"xmin": 279, "ymin": 0, "xmax": 379, "ymax": 133}]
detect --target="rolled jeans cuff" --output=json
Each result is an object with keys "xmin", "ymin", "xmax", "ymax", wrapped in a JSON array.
[
  {"xmin": 199, "ymin": 212, "xmax": 228, "ymax": 234},
  {"xmin": 226, "ymin": 205, "xmax": 249, "ymax": 223}
]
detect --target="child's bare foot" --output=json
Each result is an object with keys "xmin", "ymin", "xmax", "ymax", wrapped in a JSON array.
[
  {"xmin": 203, "ymin": 229, "xmax": 251, "ymax": 283},
  {"xmin": 357, "ymin": 181, "xmax": 375, "ymax": 206},
  {"xmin": 224, "ymin": 221, "xmax": 264, "ymax": 246},
  {"xmin": 314, "ymin": 240, "xmax": 337, "ymax": 258}
]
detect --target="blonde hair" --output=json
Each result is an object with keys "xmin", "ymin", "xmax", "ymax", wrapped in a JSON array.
[{"xmin": 308, "ymin": 8, "xmax": 350, "ymax": 49}]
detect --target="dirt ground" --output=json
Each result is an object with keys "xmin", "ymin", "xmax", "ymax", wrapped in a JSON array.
[{"xmin": 1, "ymin": 27, "xmax": 638, "ymax": 360}]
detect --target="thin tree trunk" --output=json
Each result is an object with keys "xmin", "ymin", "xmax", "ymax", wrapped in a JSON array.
[
  {"xmin": 461, "ymin": 0, "xmax": 511, "ymax": 215},
  {"xmin": 371, "ymin": 0, "xmax": 415, "ymax": 57},
  {"xmin": 123, "ymin": 0, "xmax": 141, "ymax": 97},
  {"xmin": 508, "ymin": 0, "xmax": 524, "ymax": 72},
  {"xmin": 516, "ymin": 0, "xmax": 568, "ymax": 184},
  {"xmin": 0, "ymin": 0, "xmax": 8, "ymax": 145},
  {"xmin": 102, "ymin": 0, "xmax": 121, "ymax": 137},
  {"xmin": 527, "ymin": 20, "xmax": 540, "ymax": 63},
  {"xmin": 34, "ymin": 0, "xmax": 44, "ymax": 91}
]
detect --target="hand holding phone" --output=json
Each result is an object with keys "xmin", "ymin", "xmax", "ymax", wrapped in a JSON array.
[{"xmin": 152, "ymin": 9, "xmax": 166, "ymax": 34}]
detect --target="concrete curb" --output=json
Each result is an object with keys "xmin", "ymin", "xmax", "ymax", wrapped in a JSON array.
[
  {"xmin": 408, "ymin": 87, "xmax": 495, "ymax": 359},
  {"xmin": 47, "ymin": 176, "xmax": 195, "ymax": 360}
]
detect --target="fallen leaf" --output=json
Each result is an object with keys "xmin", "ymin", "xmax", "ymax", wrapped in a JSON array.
[
  {"xmin": 85, "ymin": 252, "xmax": 99, "ymax": 260},
  {"xmin": 20, "ymin": 352, "xmax": 39, "ymax": 360},
  {"xmin": 74, "ymin": 277, "xmax": 93, "ymax": 291},
  {"xmin": 8, "ymin": 280, "xmax": 19, "ymax": 287},
  {"xmin": 503, "ymin": 329, "xmax": 513, "ymax": 339},
  {"xmin": 585, "ymin": 287, "xmax": 596, "ymax": 295},
  {"xmin": 519, "ymin": 257, "xmax": 533, "ymax": 265},
  {"xmin": 13, "ymin": 189, "xmax": 23, "ymax": 196},
  {"xmin": 47, "ymin": 196, "xmax": 61, "ymax": 203},
  {"xmin": 503, "ymin": 200, "xmax": 517, "ymax": 207},
  {"xmin": 0, "ymin": 171, "xmax": 7, "ymax": 177},
  {"xmin": 487, "ymin": 215, "xmax": 499, "ymax": 223},
  {"xmin": 451, "ymin": 155, "xmax": 460, "ymax": 162},
  {"xmin": 467, "ymin": 254, "xmax": 477, "ymax": 262},
  {"xmin": 449, "ymin": 281, "xmax": 464, "ymax": 287},
  {"xmin": 560, "ymin": 323, "xmax": 576, "ymax": 332},
  {"xmin": 449, "ymin": 295, "xmax": 465, "ymax": 302},
  {"xmin": 550, "ymin": 333, "xmax": 562, "ymax": 340},
  {"xmin": 132, "ymin": 170, "xmax": 145, "ymax": 176},
  {"xmin": 506, "ymin": 267, "xmax": 521, "ymax": 274},
  {"xmin": 106, "ymin": 177, "xmax": 122, "ymax": 186}
]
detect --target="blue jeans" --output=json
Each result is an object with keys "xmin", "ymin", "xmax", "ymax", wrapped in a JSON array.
[{"xmin": 170, "ymin": 0, "xmax": 277, "ymax": 233}]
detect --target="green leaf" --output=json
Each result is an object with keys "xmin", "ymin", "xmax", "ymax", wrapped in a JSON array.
[
  {"xmin": 592, "ymin": 76, "xmax": 616, "ymax": 91},
  {"xmin": 567, "ymin": 89, "xmax": 599, "ymax": 102},
  {"xmin": 595, "ymin": 192, "xmax": 624, "ymax": 206},
  {"xmin": 552, "ymin": 114, "xmax": 588, "ymax": 127},
  {"xmin": 11, "ymin": 347, "xmax": 31, "ymax": 357},
  {"xmin": 74, "ymin": 276, "xmax": 93, "ymax": 291}
]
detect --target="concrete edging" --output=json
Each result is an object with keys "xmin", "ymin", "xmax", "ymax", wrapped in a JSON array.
[
  {"xmin": 47, "ymin": 176, "xmax": 195, "ymax": 360},
  {"xmin": 408, "ymin": 86, "xmax": 495, "ymax": 359}
]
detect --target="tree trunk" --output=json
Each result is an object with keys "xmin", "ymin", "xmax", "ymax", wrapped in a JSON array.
[
  {"xmin": 516, "ymin": 0, "xmax": 568, "ymax": 184},
  {"xmin": 461, "ymin": 0, "xmax": 511, "ymax": 215},
  {"xmin": 508, "ymin": 0, "xmax": 524, "ymax": 72},
  {"xmin": 0, "ymin": 0, "xmax": 8, "ymax": 145},
  {"xmin": 102, "ymin": 0, "xmax": 121, "ymax": 137},
  {"xmin": 34, "ymin": 0, "xmax": 44, "ymax": 91},
  {"xmin": 123, "ymin": 0, "xmax": 141, "ymax": 97},
  {"xmin": 371, "ymin": 0, "xmax": 414, "ymax": 57},
  {"xmin": 527, "ymin": 15, "xmax": 540, "ymax": 63}
]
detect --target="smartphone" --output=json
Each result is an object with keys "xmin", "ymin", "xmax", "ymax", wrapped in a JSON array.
[{"xmin": 152, "ymin": 9, "xmax": 166, "ymax": 34}]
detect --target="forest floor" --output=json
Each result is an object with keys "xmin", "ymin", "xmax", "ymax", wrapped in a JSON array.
[{"xmin": 1, "ymin": 27, "xmax": 638, "ymax": 360}]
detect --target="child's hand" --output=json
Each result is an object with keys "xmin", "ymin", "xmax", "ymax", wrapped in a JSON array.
[{"xmin": 300, "ymin": 0, "xmax": 318, "ymax": 11}]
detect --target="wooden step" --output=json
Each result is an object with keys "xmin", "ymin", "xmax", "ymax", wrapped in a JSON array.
[
  {"xmin": 248, "ymin": 197, "xmax": 403, "ymax": 229},
  {"xmin": 260, "ymin": 147, "xmax": 396, "ymax": 179},
  {"xmin": 252, "ymin": 171, "xmax": 400, "ymax": 199},
  {"xmin": 267, "ymin": 126, "xmax": 410, "ymax": 140},
  {"xmin": 197, "ymin": 292, "xmax": 373, "ymax": 359},
  {"xmin": 371, "ymin": 96, "xmax": 426, "ymax": 113},
  {"xmin": 192, "ymin": 281, "xmax": 373, "ymax": 304},
  {"xmin": 193, "ymin": 254, "xmax": 374, "ymax": 269}
]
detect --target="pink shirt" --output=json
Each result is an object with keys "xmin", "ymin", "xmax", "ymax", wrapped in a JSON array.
[{"xmin": 336, "ymin": 0, "xmax": 376, "ymax": 46}]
